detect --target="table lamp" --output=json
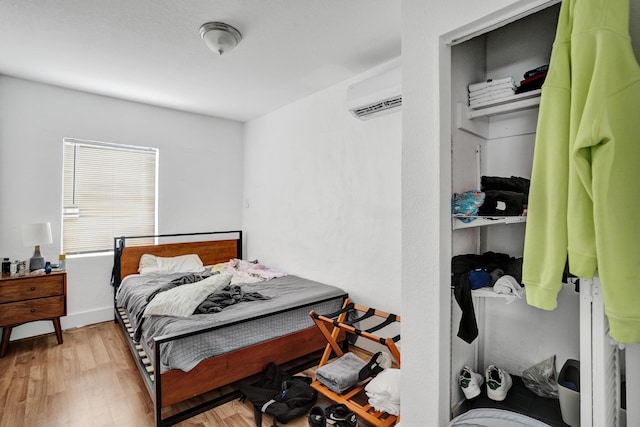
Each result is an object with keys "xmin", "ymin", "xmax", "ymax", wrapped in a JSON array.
[{"xmin": 21, "ymin": 222, "xmax": 53, "ymax": 271}]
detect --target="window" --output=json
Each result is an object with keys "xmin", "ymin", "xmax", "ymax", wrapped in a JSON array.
[{"xmin": 63, "ymin": 138, "xmax": 158, "ymax": 254}]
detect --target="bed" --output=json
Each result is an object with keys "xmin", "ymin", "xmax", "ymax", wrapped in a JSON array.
[{"xmin": 112, "ymin": 231, "xmax": 348, "ymax": 427}]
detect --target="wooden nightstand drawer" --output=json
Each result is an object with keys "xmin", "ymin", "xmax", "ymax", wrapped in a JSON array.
[
  {"xmin": 0, "ymin": 274, "xmax": 64, "ymax": 303},
  {"xmin": 0, "ymin": 271, "xmax": 67, "ymax": 357},
  {"xmin": 0, "ymin": 295, "xmax": 65, "ymax": 325}
]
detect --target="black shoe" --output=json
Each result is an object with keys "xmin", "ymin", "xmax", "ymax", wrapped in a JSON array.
[
  {"xmin": 308, "ymin": 406, "xmax": 326, "ymax": 427},
  {"xmin": 358, "ymin": 351, "xmax": 385, "ymax": 381},
  {"xmin": 325, "ymin": 404, "xmax": 358, "ymax": 427}
]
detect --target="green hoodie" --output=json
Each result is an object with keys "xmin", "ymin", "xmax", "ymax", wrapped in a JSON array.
[{"xmin": 523, "ymin": 0, "xmax": 640, "ymax": 344}]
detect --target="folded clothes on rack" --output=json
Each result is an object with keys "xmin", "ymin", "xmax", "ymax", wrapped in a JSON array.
[
  {"xmin": 478, "ymin": 190, "xmax": 527, "ymax": 216},
  {"xmin": 523, "ymin": 64, "xmax": 548, "ymax": 79},
  {"xmin": 315, "ymin": 352, "xmax": 366, "ymax": 394},
  {"xmin": 469, "ymin": 88, "xmax": 517, "ymax": 102},
  {"xmin": 468, "ymin": 77, "xmax": 516, "ymax": 108},
  {"xmin": 481, "ymin": 176, "xmax": 530, "ymax": 198},
  {"xmin": 516, "ymin": 64, "xmax": 549, "ymax": 94},
  {"xmin": 469, "ymin": 92, "xmax": 517, "ymax": 108},
  {"xmin": 478, "ymin": 175, "xmax": 530, "ymax": 216},
  {"xmin": 468, "ymin": 77, "xmax": 515, "ymax": 92},
  {"xmin": 469, "ymin": 83, "xmax": 516, "ymax": 98}
]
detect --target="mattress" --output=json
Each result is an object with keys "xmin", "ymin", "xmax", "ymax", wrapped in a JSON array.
[
  {"xmin": 116, "ymin": 273, "xmax": 347, "ymax": 372},
  {"xmin": 448, "ymin": 408, "xmax": 552, "ymax": 427}
]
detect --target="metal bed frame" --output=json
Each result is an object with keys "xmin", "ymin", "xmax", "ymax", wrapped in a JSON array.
[{"xmin": 111, "ymin": 231, "xmax": 347, "ymax": 426}]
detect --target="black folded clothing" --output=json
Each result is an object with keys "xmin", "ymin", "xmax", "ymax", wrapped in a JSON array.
[
  {"xmin": 516, "ymin": 65, "xmax": 549, "ymax": 93},
  {"xmin": 478, "ymin": 190, "xmax": 526, "ymax": 216},
  {"xmin": 523, "ymin": 64, "xmax": 549, "ymax": 79},
  {"xmin": 481, "ymin": 176, "xmax": 530, "ymax": 196},
  {"xmin": 516, "ymin": 74, "xmax": 547, "ymax": 93}
]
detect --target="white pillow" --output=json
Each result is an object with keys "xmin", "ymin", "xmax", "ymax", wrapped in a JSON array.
[
  {"xmin": 143, "ymin": 273, "xmax": 232, "ymax": 318},
  {"xmin": 138, "ymin": 253, "xmax": 205, "ymax": 275},
  {"xmin": 138, "ymin": 254, "xmax": 160, "ymax": 275},
  {"xmin": 156, "ymin": 254, "xmax": 205, "ymax": 274}
]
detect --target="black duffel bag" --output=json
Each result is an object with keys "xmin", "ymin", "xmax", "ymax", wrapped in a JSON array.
[{"xmin": 239, "ymin": 362, "xmax": 318, "ymax": 426}]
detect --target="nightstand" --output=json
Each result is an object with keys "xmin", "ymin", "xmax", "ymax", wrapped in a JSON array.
[{"xmin": 0, "ymin": 271, "xmax": 66, "ymax": 357}]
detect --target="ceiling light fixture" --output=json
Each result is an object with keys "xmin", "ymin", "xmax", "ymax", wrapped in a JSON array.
[{"xmin": 199, "ymin": 22, "xmax": 242, "ymax": 56}]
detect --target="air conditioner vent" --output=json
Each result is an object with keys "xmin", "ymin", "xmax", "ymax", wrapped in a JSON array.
[
  {"xmin": 347, "ymin": 65, "xmax": 401, "ymax": 120},
  {"xmin": 352, "ymin": 95, "xmax": 402, "ymax": 119}
]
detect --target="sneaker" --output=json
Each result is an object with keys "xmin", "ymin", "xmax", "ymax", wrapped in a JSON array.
[
  {"xmin": 325, "ymin": 404, "xmax": 358, "ymax": 427},
  {"xmin": 485, "ymin": 365, "xmax": 512, "ymax": 401},
  {"xmin": 308, "ymin": 406, "xmax": 326, "ymax": 427},
  {"xmin": 458, "ymin": 366, "xmax": 484, "ymax": 399}
]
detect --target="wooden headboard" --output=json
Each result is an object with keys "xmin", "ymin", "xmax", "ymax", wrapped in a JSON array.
[{"xmin": 115, "ymin": 231, "xmax": 242, "ymax": 281}]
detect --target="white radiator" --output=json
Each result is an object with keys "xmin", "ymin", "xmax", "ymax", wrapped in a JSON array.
[
  {"xmin": 580, "ymin": 278, "xmax": 637, "ymax": 427},
  {"xmin": 627, "ymin": 343, "xmax": 640, "ymax": 427}
]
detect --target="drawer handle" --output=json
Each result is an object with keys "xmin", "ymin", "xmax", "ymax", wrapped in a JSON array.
[
  {"xmin": 31, "ymin": 308, "xmax": 36, "ymax": 313},
  {"xmin": 31, "ymin": 287, "xmax": 36, "ymax": 291}
]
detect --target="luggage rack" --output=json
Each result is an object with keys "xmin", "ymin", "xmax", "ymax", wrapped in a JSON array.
[{"xmin": 309, "ymin": 299, "xmax": 401, "ymax": 427}]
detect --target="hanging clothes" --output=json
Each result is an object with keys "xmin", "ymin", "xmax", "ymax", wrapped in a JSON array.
[{"xmin": 523, "ymin": 0, "xmax": 640, "ymax": 344}]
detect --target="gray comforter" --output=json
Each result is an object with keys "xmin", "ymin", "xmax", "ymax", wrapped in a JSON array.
[{"xmin": 116, "ymin": 273, "xmax": 346, "ymax": 372}]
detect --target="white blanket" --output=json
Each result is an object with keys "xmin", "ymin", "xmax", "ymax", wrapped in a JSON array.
[
  {"xmin": 143, "ymin": 273, "xmax": 232, "ymax": 318},
  {"xmin": 213, "ymin": 259, "xmax": 287, "ymax": 284}
]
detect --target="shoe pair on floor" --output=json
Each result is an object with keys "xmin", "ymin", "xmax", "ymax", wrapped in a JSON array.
[
  {"xmin": 308, "ymin": 404, "xmax": 358, "ymax": 427},
  {"xmin": 459, "ymin": 365, "xmax": 513, "ymax": 401}
]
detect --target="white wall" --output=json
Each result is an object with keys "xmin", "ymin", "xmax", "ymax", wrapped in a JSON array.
[
  {"xmin": 0, "ymin": 76, "xmax": 244, "ymax": 340},
  {"xmin": 242, "ymin": 60, "xmax": 402, "ymax": 316}
]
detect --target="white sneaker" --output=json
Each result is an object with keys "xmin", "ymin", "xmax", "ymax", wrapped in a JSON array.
[
  {"xmin": 485, "ymin": 365, "xmax": 512, "ymax": 401},
  {"xmin": 458, "ymin": 366, "xmax": 484, "ymax": 399}
]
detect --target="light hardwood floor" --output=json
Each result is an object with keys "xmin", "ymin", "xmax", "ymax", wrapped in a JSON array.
[{"xmin": 0, "ymin": 322, "xmax": 371, "ymax": 427}]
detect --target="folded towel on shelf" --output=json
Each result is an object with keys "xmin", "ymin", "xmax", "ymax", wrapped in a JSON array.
[
  {"xmin": 469, "ymin": 87, "xmax": 516, "ymax": 101},
  {"xmin": 468, "ymin": 77, "xmax": 515, "ymax": 92},
  {"xmin": 315, "ymin": 352, "xmax": 366, "ymax": 394},
  {"xmin": 469, "ymin": 90, "xmax": 517, "ymax": 108},
  {"xmin": 468, "ymin": 82, "xmax": 516, "ymax": 97},
  {"xmin": 365, "ymin": 368, "xmax": 401, "ymax": 415},
  {"xmin": 468, "ymin": 77, "xmax": 517, "ymax": 108}
]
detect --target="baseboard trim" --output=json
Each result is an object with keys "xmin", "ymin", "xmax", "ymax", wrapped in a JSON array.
[{"xmin": 5, "ymin": 307, "xmax": 113, "ymax": 341}]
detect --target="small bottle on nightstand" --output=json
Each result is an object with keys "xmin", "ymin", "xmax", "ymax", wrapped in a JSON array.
[{"xmin": 58, "ymin": 254, "xmax": 66, "ymax": 271}]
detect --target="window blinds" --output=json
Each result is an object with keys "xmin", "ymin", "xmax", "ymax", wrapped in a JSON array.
[{"xmin": 63, "ymin": 139, "xmax": 157, "ymax": 254}]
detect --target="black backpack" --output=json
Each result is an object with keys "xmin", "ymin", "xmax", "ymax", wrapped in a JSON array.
[{"xmin": 239, "ymin": 362, "xmax": 318, "ymax": 426}]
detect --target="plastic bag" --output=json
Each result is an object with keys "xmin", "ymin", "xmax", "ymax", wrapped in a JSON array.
[
  {"xmin": 522, "ymin": 355, "xmax": 559, "ymax": 398},
  {"xmin": 451, "ymin": 190, "xmax": 485, "ymax": 223}
]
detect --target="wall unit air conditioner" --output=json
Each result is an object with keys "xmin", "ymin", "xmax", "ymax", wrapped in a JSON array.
[{"xmin": 347, "ymin": 66, "xmax": 402, "ymax": 120}]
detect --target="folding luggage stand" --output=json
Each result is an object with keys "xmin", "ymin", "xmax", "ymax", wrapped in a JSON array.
[{"xmin": 309, "ymin": 299, "xmax": 401, "ymax": 427}]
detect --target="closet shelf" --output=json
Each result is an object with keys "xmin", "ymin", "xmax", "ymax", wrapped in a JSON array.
[
  {"xmin": 467, "ymin": 89, "xmax": 541, "ymax": 118},
  {"xmin": 452, "ymin": 215, "xmax": 527, "ymax": 230},
  {"xmin": 457, "ymin": 89, "xmax": 541, "ymax": 139}
]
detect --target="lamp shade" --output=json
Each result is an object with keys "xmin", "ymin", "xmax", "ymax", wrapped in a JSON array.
[
  {"xmin": 22, "ymin": 222, "xmax": 53, "ymax": 247},
  {"xmin": 199, "ymin": 22, "xmax": 242, "ymax": 55}
]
